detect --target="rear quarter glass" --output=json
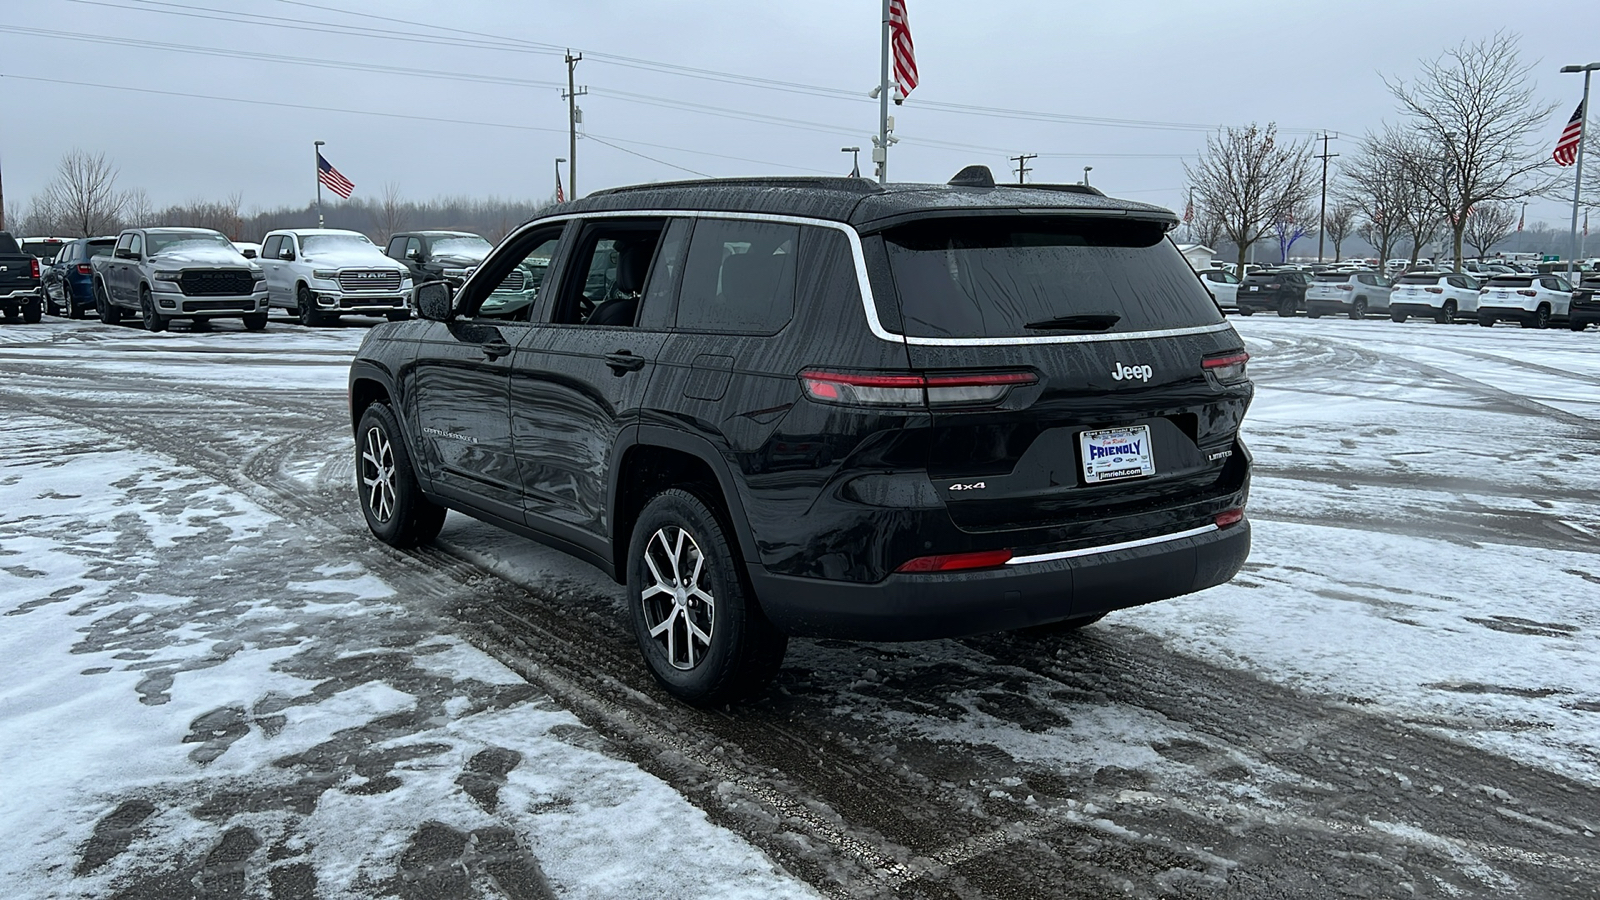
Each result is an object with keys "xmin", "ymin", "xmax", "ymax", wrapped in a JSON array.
[{"xmin": 880, "ymin": 216, "xmax": 1223, "ymax": 339}]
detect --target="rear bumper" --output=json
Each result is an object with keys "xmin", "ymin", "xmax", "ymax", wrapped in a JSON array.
[
  {"xmin": 1236, "ymin": 292, "xmax": 1286, "ymax": 310},
  {"xmin": 1389, "ymin": 302, "xmax": 1443, "ymax": 317},
  {"xmin": 0, "ymin": 287, "xmax": 41, "ymax": 302},
  {"xmin": 749, "ymin": 519, "xmax": 1251, "ymax": 641}
]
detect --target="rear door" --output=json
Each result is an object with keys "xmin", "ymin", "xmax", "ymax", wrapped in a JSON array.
[
  {"xmin": 876, "ymin": 214, "xmax": 1250, "ymax": 546},
  {"xmin": 509, "ymin": 216, "xmax": 681, "ymax": 538}
]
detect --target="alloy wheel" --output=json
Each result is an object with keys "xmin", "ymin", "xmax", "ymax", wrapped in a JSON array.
[
  {"xmin": 639, "ymin": 525, "xmax": 716, "ymax": 670},
  {"xmin": 360, "ymin": 425, "xmax": 398, "ymax": 524}
]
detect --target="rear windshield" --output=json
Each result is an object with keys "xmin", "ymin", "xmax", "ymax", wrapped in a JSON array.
[
  {"xmin": 882, "ymin": 217, "xmax": 1222, "ymax": 338},
  {"xmin": 1398, "ymin": 274, "xmax": 1443, "ymax": 285},
  {"xmin": 1313, "ymin": 273, "xmax": 1353, "ymax": 282},
  {"xmin": 86, "ymin": 240, "xmax": 116, "ymax": 258},
  {"xmin": 1487, "ymin": 276, "xmax": 1533, "ymax": 287},
  {"xmin": 21, "ymin": 241, "xmax": 64, "ymax": 260}
]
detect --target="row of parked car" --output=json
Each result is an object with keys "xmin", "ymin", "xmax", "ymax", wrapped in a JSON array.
[
  {"xmin": 1196, "ymin": 265, "xmax": 1600, "ymax": 331},
  {"xmin": 6, "ymin": 226, "xmax": 498, "ymax": 332}
]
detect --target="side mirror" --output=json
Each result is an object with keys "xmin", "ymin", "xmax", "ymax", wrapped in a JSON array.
[
  {"xmin": 416, "ymin": 281, "xmax": 454, "ymax": 321},
  {"xmin": 404, "ymin": 247, "xmax": 419, "ymax": 260},
  {"xmin": 241, "ymin": 249, "xmax": 257, "ymax": 259},
  {"xmin": 279, "ymin": 248, "xmax": 296, "ymax": 261}
]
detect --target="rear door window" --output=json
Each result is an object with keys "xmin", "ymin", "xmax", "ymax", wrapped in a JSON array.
[
  {"xmin": 882, "ymin": 216, "xmax": 1222, "ymax": 338},
  {"xmin": 675, "ymin": 218, "xmax": 798, "ymax": 334}
]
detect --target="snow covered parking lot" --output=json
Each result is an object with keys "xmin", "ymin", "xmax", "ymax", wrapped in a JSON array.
[{"xmin": 0, "ymin": 315, "xmax": 1596, "ymax": 898}]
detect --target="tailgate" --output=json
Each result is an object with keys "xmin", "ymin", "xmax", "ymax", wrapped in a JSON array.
[{"xmin": 0, "ymin": 255, "xmax": 37, "ymax": 289}]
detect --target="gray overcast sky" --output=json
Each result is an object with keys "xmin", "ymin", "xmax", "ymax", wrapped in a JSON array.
[{"xmin": 2, "ymin": 0, "xmax": 1596, "ymax": 226}]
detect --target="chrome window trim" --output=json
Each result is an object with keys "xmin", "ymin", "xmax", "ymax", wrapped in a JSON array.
[
  {"xmin": 484, "ymin": 209, "xmax": 1235, "ymax": 347},
  {"xmin": 1005, "ymin": 523, "xmax": 1221, "ymax": 566}
]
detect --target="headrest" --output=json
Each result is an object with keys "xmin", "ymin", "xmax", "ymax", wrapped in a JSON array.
[{"xmin": 613, "ymin": 239, "xmax": 654, "ymax": 295}]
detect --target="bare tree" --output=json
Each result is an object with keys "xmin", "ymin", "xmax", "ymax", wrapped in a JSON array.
[
  {"xmin": 122, "ymin": 188, "xmax": 155, "ymax": 228},
  {"xmin": 42, "ymin": 150, "xmax": 128, "ymax": 237},
  {"xmin": 1185, "ymin": 123, "xmax": 1317, "ymax": 276},
  {"xmin": 1464, "ymin": 201, "xmax": 1519, "ymax": 258},
  {"xmin": 1324, "ymin": 200, "xmax": 1358, "ymax": 261},
  {"xmin": 1340, "ymin": 142, "xmax": 1410, "ymax": 269},
  {"xmin": 1273, "ymin": 201, "xmax": 1318, "ymax": 263},
  {"xmin": 1384, "ymin": 32, "xmax": 1556, "ymax": 271},
  {"xmin": 375, "ymin": 182, "xmax": 409, "ymax": 244}
]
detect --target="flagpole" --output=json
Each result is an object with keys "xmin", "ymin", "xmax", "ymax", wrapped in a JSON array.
[
  {"xmin": 1563, "ymin": 64, "xmax": 1597, "ymax": 285},
  {"xmin": 877, "ymin": 0, "xmax": 891, "ymax": 184},
  {"xmin": 314, "ymin": 140, "xmax": 325, "ymax": 228}
]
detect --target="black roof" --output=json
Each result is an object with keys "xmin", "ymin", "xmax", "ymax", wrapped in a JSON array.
[{"xmin": 565, "ymin": 173, "xmax": 1178, "ymax": 231}]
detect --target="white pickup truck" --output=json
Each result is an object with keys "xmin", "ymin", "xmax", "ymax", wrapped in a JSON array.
[{"xmin": 257, "ymin": 228, "xmax": 412, "ymax": 327}]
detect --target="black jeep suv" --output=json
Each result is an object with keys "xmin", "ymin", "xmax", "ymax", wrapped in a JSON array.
[
  {"xmin": 1237, "ymin": 268, "xmax": 1308, "ymax": 317},
  {"xmin": 348, "ymin": 169, "xmax": 1254, "ymax": 705}
]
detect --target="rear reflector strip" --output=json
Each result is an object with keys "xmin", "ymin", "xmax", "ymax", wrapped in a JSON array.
[
  {"xmin": 1215, "ymin": 508, "xmax": 1244, "ymax": 528},
  {"xmin": 1005, "ymin": 523, "xmax": 1220, "ymax": 566},
  {"xmin": 895, "ymin": 549, "xmax": 1015, "ymax": 573},
  {"xmin": 801, "ymin": 370, "xmax": 1036, "ymax": 407}
]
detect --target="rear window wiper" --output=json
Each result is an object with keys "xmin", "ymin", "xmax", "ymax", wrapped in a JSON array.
[{"xmin": 1023, "ymin": 313, "xmax": 1120, "ymax": 331}]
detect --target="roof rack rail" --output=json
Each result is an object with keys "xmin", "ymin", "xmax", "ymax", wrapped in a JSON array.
[
  {"xmin": 590, "ymin": 176, "xmax": 884, "ymax": 197},
  {"xmin": 998, "ymin": 182, "xmax": 1106, "ymax": 197}
]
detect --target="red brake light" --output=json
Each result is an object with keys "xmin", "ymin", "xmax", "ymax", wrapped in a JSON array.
[
  {"xmin": 1517, "ymin": 290, "xmax": 1538, "ymax": 297},
  {"xmin": 1336, "ymin": 284, "xmax": 1353, "ymax": 290},
  {"xmin": 1215, "ymin": 508, "xmax": 1245, "ymax": 529},
  {"xmin": 30, "ymin": 259, "xmax": 40, "ymax": 279},
  {"xmin": 1202, "ymin": 351, "xmax": 1249, "ymax": 384},
  {"xmin": 895, "ymin": 549, "xmax": 1013, "ymax": 573},
  {"xmin": 1424, "ymin": 286, "xmax": 1443, "ymax": 293},
  {"xmin": 800, "ymin": 370, "xmax": 1036, "ymax": 407},
  {"xmin": 77, "ymin": 263, "xmax": 93, "ymax": 275}
]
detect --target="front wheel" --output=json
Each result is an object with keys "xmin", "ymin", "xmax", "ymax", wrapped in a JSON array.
[
  {"xmin": 629, "ymin": 489, "xmax": 787, "ymax": 706},
  {"xmin": 296, "ymin": 284, "xmax": 325, "ymax": 327},
  {"xmin": 139, "ymin": 287, "xmax": 167, "ymax": 333},
  {"xmin": 95, "ymin": 282, "xmax": 122, "ymax": 325},
  {"xmin": 356, "ymin": 402, "xmax": 446, "ymax": 547},
  {"xmin": 242, "ymin": 312, "xmax": 268, "ymax": 331}
]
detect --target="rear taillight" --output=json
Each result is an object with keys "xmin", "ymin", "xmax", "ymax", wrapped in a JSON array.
[
  {"xmin": 1336, "ymin": 284, "xmax": 1353, "ymax": 290},
  {"xmin": 895, "ymin": 549, "xmax": 1014, "ymax": 573},
  {"xmin": 1425, "ymin": 286, "xmax": 1443, "ymax": 293},
  {"xmin": 77, "ymin": 263, "xmax": 93, "ymax": 275},
  {"xmin": 1202, "ymin": 350, "xmax": 1249, "ymax": 384},
  {"xmin": 30, "ymin": 259, "xmax": 40, "ymax": 279},
  {"xmin": 1518, "ymin": 290, "xmax": 1538, "ymax": 297},
  {"xmin": 800, "ymin": 370, "xmax": 1037, "ymax": 407},
  {"xmin": 1215, "ymin": 508, "xmax": 1245, "ymax": 529}
]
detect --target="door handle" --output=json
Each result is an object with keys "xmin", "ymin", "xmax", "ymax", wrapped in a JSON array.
[
  {"xmin": 605, "ymin": 351, "xmax": 647, "ymax": 374},
  {"xmin": 481, "ymin": 340, "xmax": 513, "ymax": 360}
]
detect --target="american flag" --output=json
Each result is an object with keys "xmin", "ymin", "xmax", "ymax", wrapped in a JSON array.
[
  {"xmin": 888, "ymin": 0, "xmax": 918, "ymax": 97},
  {"xmin": 318, "ymin": 152, "xmax": 355, "ymax": 199},
  {"xmin": 556, "ymin": 168, "xmax": 565, "ymax": 204},
  {"xmin": 1553, "ymin": 101, "xmax": 1585, "ymax": 167},
  {"xmin": 1183, "ymin": 199, "xmax": 1194, "ymax": 224}
]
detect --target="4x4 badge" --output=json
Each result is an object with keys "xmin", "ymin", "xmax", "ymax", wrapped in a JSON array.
[{"xmin": 949, "ymin": 481, "xmax": 986, "ymax": 492}]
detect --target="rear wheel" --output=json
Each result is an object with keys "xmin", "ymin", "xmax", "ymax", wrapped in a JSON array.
[
  {"xmin": 1349, "ymin": 298, "xmax": 1368, "ymax": 320},
  {"xmin": 22, "ymin": 298, "xmax": 43, "ymax": 324},
  {"xmin": 1277, "ymin": 298, "xmax": 1296, "ymax": 317},
  {"xmin": 629, "ymin": 489, "xmax": 787, "ymax": 706},
  {"xmin": 1238, "ymin": 307, "xmax": 1255, "ymax": 317},
  {"xmin": 1571, "ymin": 318, "xmax": 1589, "ymax": 332},
  {"xmin": 296, "ymin": 284, "xmax": 325, "ymax": 327},
  {"xmin": 139, "ymin": 287, "xmax": 167, "ymax": 333},
  {"xmin": 1478, "ymin": 315, "xmax": 1495, "ymax": 328},
  {"xmin": 1437, "ymin": 300, "xmax": 1456, "ymax": 324},
  {"xmin": 386, "ymin": 309, "xmax": 409, "ymax": 322},
  {"xmin": 66, "ymin": 283, "xmax": 84, "ymax": 319},
  {"xmin": 1390, "ymin": 309, "xmax": 1407, "ymax": 323},
  {"xmin": 356, "ymin": 402, "xmax": 446, "ymax": 547}
]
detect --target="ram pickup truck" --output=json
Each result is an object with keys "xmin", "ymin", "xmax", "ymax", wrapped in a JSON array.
[
  {"xmin": 383, "ymin": 230, "xmax": 493, "ymax": 290},
  {"xmin": 0, "ymin": 231, "xmax": 44, "ymax": 323},
  {"xmin": 91, "ymin": 227, "xmax": 269, "ymax": 332},
  {"xmin": 258, "ymin": 228, "xmax": 412, "ymax": 327}
]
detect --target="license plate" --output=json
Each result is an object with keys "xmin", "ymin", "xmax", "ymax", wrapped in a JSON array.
[
  {"xmin": 1247, "ymin": 285, "xmax": 1260, "ymax": 291},
  {"xmin": 1080, "ymin": 425, "xmax": 1155, "ymax": 484}
]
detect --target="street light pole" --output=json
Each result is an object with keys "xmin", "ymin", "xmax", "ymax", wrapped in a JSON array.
[
  {"xmin": 314, "ymin": 140, "xmax": 325, "ymax": 228},
  {"xmin": 555, "ymin": 158, "xmax": 567, "ymax": 202},
  {"xmin": 842, "ymin": 147, "xmax": 861, "ymax": 178},
  {"xmin": 1082, "ymin": 166, "xmax": 1092, "ymax": 187},
  {"xmin": 1560, "ymin": 63, "xmax": 1599, "ymax": 286}
]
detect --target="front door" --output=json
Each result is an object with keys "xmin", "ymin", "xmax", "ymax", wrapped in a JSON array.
[
  {"xmin": 510, "ymin": 217, "xmax": 683, "ymax": 539},
  {"xmin": 406, "ymin": 224, "xmax": 570, "ymax": 519}
]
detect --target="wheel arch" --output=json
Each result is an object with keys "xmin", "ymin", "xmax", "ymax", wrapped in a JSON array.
[{"xmin": 610, "ymin": 427, "xmax": 759, "ymax": 585}]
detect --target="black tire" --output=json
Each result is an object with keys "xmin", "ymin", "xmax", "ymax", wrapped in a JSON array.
[
  {"xmin": 1277, "ymin": 298, "xmax": 1296, "ymax": 318},
  {"xmin": 296, "ymin": 284, "xmax": 325, "ymax": 327},
  {"xmin": 1571, "ymin": 318, "xmax": 1588, "ymax": 332},
  {"xmin": 190, "ymin": 317, "xmax": 212, "ymax": 332},
  {"xmin": 628, "ymin": 489, "xmax": 787, "ymax": 706},
  {"xmin": 386, "ymin": 309, "xmax": 410, "ymax": 323},
  {"xmin": 1390, "ymin": 309, "xmax": 1407, "ymax": 323},
  {"xmin": 44, "ymin": 283, "xmax": 62, "ymax": 317},
  {"xmin": 1531, "ymin": 304, "xmax": 1551, "ymax": 330},
  {"xmin": 95, "ymin": 282, "xmax": 122, "ymax": 325},
  {"xmin": 1348, "ymin": 298, "xmax": 1367, "ymax": 320},
  {"xmin": 1023, "ymin": 612, "xmax": 1109, "ymax": 636},
  {"xmin": 66, "ymin": 283, "xmax": 84, "ymax": 319},
  {"xmin": 22, "ymin": 299, "xmax": 43, "ymax": 324},
  {"xmin": 1436, "ymin": 301, "xmax": 1456, "ymax": 324},
  {"xmin": 1238, "ymin": 307, "xmax": 1255, "ymax": 317},
  {"xmin": 139, "ymin": 286, "xmax": 167, "ymax": 333},
  {"xmin": 1307, "ymin": 309, "xmax": 1322, "ymax": 319},
  {"xmin": 1478, "ymin": 315, "xmax": 1495, "ymax": 328},
  {"xmin": 356, "ymin": 402, "xmax": 446, "ymax": 548},
  {"xmin": 242, "ymin": 312, "xmax": 268, "ymax": 331}
]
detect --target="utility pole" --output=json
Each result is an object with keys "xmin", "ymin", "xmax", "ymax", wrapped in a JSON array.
[
  {"xmin": 1010, "ymin": 153, "xmax": 1037, "ymax": 184},
  {"xmin": 1314, "ymin": 133, "xmax": 1339, "ymax": 264},
  {"xmin": 0, "ymin": 151, "xmax": 6, "ymax": 231},
  {"xmin": 563, "ymin": 51, "xmax": 587, "ymax": 200}
]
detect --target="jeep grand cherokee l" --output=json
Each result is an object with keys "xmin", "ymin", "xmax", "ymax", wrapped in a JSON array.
[{"xmin": 348, "ymin": 169, "xmax": 1254, "ymax": 705}]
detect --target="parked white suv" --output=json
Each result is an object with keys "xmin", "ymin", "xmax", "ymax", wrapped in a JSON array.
[
  {"xmin": 257, "ymin": 229, "xmax": 412, "ymax": 327},
  {"xmin": 1477, "ymin": 274, "xmax": 1574, "ymax": 329},
  {"xmin": 1195, "ymin": 267, "xmax": 1241, "ymax": 312},
  {"xmin": 1388, "ymin": 271, "xmax": 1481, "ymax": 324},
  {"xmin": 1305, "ymin": 270, "xmax": 1392, "ymax": 319}
]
